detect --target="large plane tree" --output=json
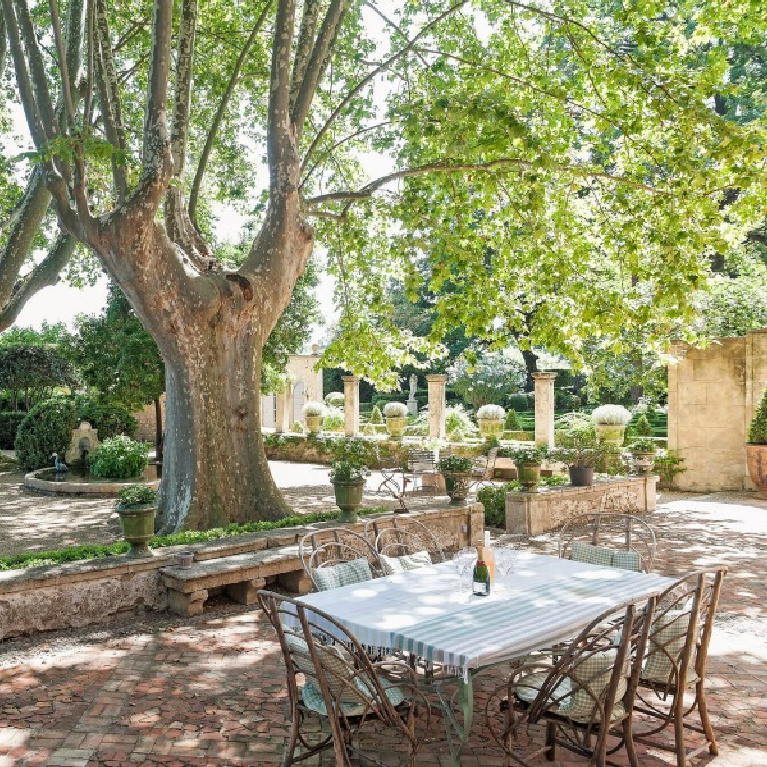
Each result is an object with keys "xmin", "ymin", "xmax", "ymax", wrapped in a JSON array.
[{"xmin": 0, "ymin": 0, "xmax": 762, "ymax": 530}]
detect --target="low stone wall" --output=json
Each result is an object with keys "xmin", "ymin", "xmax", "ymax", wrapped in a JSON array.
[
  {"xmin": 0, "ymin": 503, "xmax": 482, "ymax": 640},
  {"xmin": 505, "ymin": 476, "xmax": 657, "ymax": 536}
]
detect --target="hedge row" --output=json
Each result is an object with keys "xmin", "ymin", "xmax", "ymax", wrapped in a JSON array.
[{"xmin": 0, "ymin": 411, "xmax": 26, "ymax": 450}]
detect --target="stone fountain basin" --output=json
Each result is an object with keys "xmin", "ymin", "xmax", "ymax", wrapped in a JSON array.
[{"xmin": 24, "ymin": 464, "xmax": 160, "ymax": 496}]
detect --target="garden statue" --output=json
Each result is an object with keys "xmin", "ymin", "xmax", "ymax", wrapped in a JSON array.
[
  {"xmin": 408, "ymin": 374, "xmax": 419, "ymax": 416},
  {"xmin": 51, "ymin": 453, "xmax": 68, "ymax": 474}
]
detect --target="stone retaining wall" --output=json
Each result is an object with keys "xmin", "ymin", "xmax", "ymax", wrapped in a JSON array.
[
  {"xmin": 505, "ymin": 476, "xmax": 657, "ymax": 536},
  {"xmin": 0, "ymin": 504, "xmax": 482, "ymax": 640}
]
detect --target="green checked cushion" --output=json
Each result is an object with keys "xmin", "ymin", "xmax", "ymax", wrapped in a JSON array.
[
  {"xmin": 313, "ymin": 558, "xmax": 373, "ymax": 590},
  {"xmin": 643, "ymin": 610, "xmax": 694, "ymax": 685},
  {"xmin": 380, "ymin": 554, "xmax": 406, "ymax": 575},
  {"xmin": 570, "ymin": 542, "xmax": 614, "ymax": 568},
  {"xmin": 517, "ymin": 650, "xmax": 628, "ymax": 723},
  {"xmin": 302, "ymin": 673, "xmax": 405, "ymax": 717},
  {"xmin": 611, "ymin": 550, "xmax": 642, "ymax": 572}
]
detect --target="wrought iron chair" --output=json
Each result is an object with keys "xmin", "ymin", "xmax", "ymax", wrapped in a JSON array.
[
  {"xmin": 633, "ymin": 568, "xmax": 727, "ymax": 767},
  {"xmin": 471, "ymin": 446, "xmax": 499, "ymax": 487},
  {"xmin": 558, "ymin": 512, "xmax": 657, "ymax": 573},
  {"xmin": 483, "ymin": 596, "xmax": 656, "ymax": 767},
  {"xmin": 369, "ymin": 516, "xmax": 447, "ymax": 569},
  {"xmin": 258, "ymin": 590, "xmax": 431, "ymax": 766},
  {"xmin": 403, "ymin": 448, "xmax": 439, "ymax": 493},
  {"xmin": 299, "ymin": 528, "xmax": 384, "ymax": 591}
]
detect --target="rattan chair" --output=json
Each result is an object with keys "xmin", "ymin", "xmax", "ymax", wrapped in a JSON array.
[
  {"xmin": 369, "ymin": 516, "xmax": 447, "ymax": 567},
  {"xmin": 633, "ymin": 568, "xmax": 727, "ymax": 767},
  {"xmin": 558, "ymin": 512, "xmax": 657, "ymax": 572},
  {"xmin": 258, "ymin": 590, "xmax": 430, "ymax": 766},
  {"xmin": 299, "ymin": 528, "xmax": 383, "ymax": 591},
  {"xmin": 483, "ymin": 596, "xmax": 656, "ymax": 767}
]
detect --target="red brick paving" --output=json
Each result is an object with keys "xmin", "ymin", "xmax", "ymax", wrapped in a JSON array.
[{"xmin": 1, "ymin": 491, "xmax": 766, "ymax": 766}]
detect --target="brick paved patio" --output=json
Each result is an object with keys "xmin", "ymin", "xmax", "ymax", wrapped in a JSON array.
[{"xmin": 1, "ymin": 491, "xmax": 766, "ymax": 767}]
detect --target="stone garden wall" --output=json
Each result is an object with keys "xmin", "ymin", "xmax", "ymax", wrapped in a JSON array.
[{"xmin": 668, "ymin": 330, "xmax": 767, "ymax": 492}]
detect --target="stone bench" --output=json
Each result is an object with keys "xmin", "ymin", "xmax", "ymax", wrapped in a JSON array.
[{"xmin": 160, "ymin": 545, "xmax": 312, "ymax": 617}]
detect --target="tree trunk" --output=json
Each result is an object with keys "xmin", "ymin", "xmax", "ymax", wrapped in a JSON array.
[
  {"xmin": 154, "ymin": 396, "xmax": 164, "ymax": 468},
  {"xmin": 521, "ymin": 348, "xmax": 538, "ymax": 392},
  {"xmin": 156, "ymin": 319, "xmax": 292, "ymax": 533}
]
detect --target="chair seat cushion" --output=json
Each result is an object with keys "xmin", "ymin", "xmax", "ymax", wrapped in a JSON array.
[
  {"xmin": 301, "ymin": 674, "xmax": 406, "ymax": 717},
  {"xmin": 516, "ymin": 649, "xmax": 628, "ymax": 723},
  {"xmin": 314, "ymin": 557, "xmax": 373, "ymax": 590},
  {"xmin": 380, "ymin": 550, "xmax": 432, "ymax": 575}
]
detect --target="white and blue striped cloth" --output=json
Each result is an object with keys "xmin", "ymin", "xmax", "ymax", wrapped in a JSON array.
[{"xmin": 297, "ymin": 552, "xmax": 675, "ymax": 680}]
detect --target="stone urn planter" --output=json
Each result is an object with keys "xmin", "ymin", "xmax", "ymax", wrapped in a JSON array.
[
  {"xmin": 385, "ymin": 416, "xmax": 407, "ymax": 438},
  {"xmin": 632, "ymin": 451, "xmax": 656, "ymax": 475},
  {"xmin": 515, "ymin": 462, "xmax": 542, "ymax": 492},
  {"xmin": 595, "ymin": 423, "xmax": 625, "ymax": 446},
  {"xmin": 441, "ymin": 471, "xmax": 471, "ymax": 504},
  {"xmin": 331, "ymin": 479, "xmax": 365, "ymax": 522},
  {"xmin": 115, "ymin": 485, "xmax": 157, "ymax": 558},
  {"xmin": 746, "ymin": 444, "xmax": 767, "ymax": 494},
  {"xmin": 303, "ymin": 402, "xmax": 325, "ymax": 434},
  {"xmin": 478, "ymin": 419, "xmax": 503, "ymax": 438}
]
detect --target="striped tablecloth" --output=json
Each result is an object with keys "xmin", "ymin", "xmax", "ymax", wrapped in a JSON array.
[{"xmin": 297, "ymin": 552, "xmax": 676, "ymax": 679}]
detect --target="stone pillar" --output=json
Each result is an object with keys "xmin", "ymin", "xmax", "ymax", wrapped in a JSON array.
[
  {"xmin": 275, "ymin": 383, "xmax": 292, "ymax": 434},
  {"xmin": 342, "ymin": 375, "xmax": 360, "ymax": 436},
  {"xmin": 426, "ymin": 374, "xmax": 447, "ymax": 439},
  {"xmin": 533, "ymin": 372, "xmax": 557, "ymax": 447}
]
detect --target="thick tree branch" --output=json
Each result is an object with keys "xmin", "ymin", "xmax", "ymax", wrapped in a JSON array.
[
  {"xmin": 305, "ymin": 158, "xmax": 667, "ymax": 209},
  {"xmin": 94, "ymin": 0, "xmax": 127, "ymax": 199},
  {"xmin": 288, "ymin": 0, "xmax": 320, "ymax": 116},
  {"xmin": 300, "ymin": 1, "xmax": 466, "ymax": 173},
  {"xmin": 290, "ymin": 0, "xmax": 346, "ymax": 139},
  {"xmin": 0, "ymin": 232, "xmax": 77, "ymax": 332},
  {"xmin": 49, "ymin": 0, "xmax": 76, "ymax": 128},
  {"xmin": 188, "ymin": 0, "xmax": 272, "ymax": 227},
  {"xmin": 0, "ymin": 15, "xmax": 7, "ymax": 81}
]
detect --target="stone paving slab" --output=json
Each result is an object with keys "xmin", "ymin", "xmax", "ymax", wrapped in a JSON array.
[{"xmin": 0, "ymin": 491, "xmax": 766, "ymax": 766}]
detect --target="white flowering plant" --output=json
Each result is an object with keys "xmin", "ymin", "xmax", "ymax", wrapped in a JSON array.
[
  {"xmin": 476, "ymin": 404, "xmax": 506, "ymax": 421},
  {"xmin": 383, "ymin": 401, "xmax": 408, "ymax": 418},
  {"xmin": 303, "ymin": 401, "xmax": 326, "ymax": 417},
  {"xmin": 590, "ymin": 404, "xmax": 632, "ymax": 426}
]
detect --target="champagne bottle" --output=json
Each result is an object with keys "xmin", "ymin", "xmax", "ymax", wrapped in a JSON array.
[
  {"xmin": 472, "ymin": 559, "xmax": 491, "ymax": 596},
  {"xmin": 483, "ymin": 530, "xmax": 495, "ymax": 584}
]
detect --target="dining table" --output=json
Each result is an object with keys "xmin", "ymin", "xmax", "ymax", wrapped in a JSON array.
[{"xmin": 296, "ymin": 550, "xmax": 676, "ymax": 765}]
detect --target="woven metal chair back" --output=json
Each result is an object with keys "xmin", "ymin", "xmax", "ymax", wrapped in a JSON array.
[
  {"xmin": 370, "ymin": 516, "xmax": 447, "ymax": 563},
  {"xmin": 485, "ymin": 595, "xmax": 655, "ymax": 765},
  {"xmin": 299, "ymin": 528, "xmax": 383, "ymax": 590},
  {"xmin": 472, "ymin": 446, "xmax": 499, "ymax": 479},
  {"xmin": 257, "ymin": 590, "xmax": 429, "ymax": 766},
  {"xmin": 558, "ymin": 512, "xmax": 657, "ymax": 572}
]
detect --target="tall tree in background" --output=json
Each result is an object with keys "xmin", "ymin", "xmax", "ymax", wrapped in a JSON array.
[{"xmin": 0, "ymin": 0, "xmax": 762, "ymax": 530}]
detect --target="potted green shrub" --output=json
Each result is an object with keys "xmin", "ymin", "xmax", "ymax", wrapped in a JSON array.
[
  {"xmin": 383, "ymin": 402, "xmax": 409, "ymax": 438},
  {"xmin": 437, "ymin": 454, "xmax": 474, "ymax": 504},
  {"xmin": 115, "ymin": 484, "xmax": 157, "ymax": 557},
  {"xmin": 303, "ymin": 401, "xmax": 325, "ymax": 434},
  {"xmin": 476, "ymin": 404, "xmax": 506, "ymax": 438},
  {"xmin": 89, "ymin": 436, "xmax": 149, "ymax": 479},
  {"xmin": 322, "ymin": 406, "xmax": 345, "ymax": 433},
  {"xmin": 510, "ymin": 445, "xmax": 548, "ymax": 492},
  {"xmin": 329, "ymin": 460, "xmax": 367, "ymax": 522},
  {"xmin": 590, "ymin": 404, "xmax": 632, "ymax": 446},
  {"xmin": 746, "ymin": 387, "xmax": 767, "ymax": 493},
  {"xmin": 553, "ymin": 423, "xmax": 603, "ymax": 486},
  {"xmin": 629, "ymin": 437, "xmax": 657, "ymax": 475}
]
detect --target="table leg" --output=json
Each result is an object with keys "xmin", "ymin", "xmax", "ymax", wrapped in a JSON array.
[{"xmin": 437, "ymin": 674, "xmax": 474, "ymax": 767}]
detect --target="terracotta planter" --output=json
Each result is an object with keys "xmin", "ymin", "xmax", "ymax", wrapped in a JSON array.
[
  {"xmin": 386, "ymin": 416, "xmax": 407, "ymax": 438},
  {"xmin": 595, "ymin": 423, "xmax": 626, "ymax": 446},
  {"xmin": 305, "ymin": 415, "xmax": 322, "ymax": 434},
  {"xmin": 117, "ymin": 504, "xmax": 156, "ymax": 558},
  {"xmin": 515, "ymin": 462, "xmax": 542, "ymax": 492},
  {"xmin": 632, "ymin": 451, "xmax": 656, "ymax": 476},
  {"xmin": 568, "ymin": 465, "xmax": 594, "ymax": 486},
  {"xmin": 331, "ymin": 478, "xmax": 365, "ymax": 522},
  {"xmin": 746, "ymin": 444, "xmax": 767, "ymax": 494},
  {"xmin": 478, "ymin": 419, "xmax": 504, "ymax": 438},
  {"xmin": 442, "ymin": 471, "xmax": 471, "ymax": 504}
]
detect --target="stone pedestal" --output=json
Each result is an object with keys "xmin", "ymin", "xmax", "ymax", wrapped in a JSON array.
[
  {"xmin": 533, "ymin": 372, "xmax": 557, "ymax": 447},
  {"xmin": 342, "ymin": 375, "xmax": 360, "ymax": 437},
  {"xmin": 407, "ymin": 398, "xmax": 419, "ymax": 417},
  {"xmin": 275, "ymin": 383, "xmax": 292, "ymax": 434},
  {"xmin": 426, "ymin": 374, "xmax": 447, "ymax": 440},
  {"xmin": 505, "ymin": 475, "xmax": 657, "ymax": 536}
]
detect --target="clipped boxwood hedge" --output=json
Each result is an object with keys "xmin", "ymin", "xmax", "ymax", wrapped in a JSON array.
[
  {"xmin": 0, "ymin": 411, "xmax": 27, "ymax": 450},
  {"xmin": 15, "ymin": 398, "xmax": 79, "ymax": 471},
  {"xmin": 75, "ymin": 396, "xmax": 137, "ymax": 439}
]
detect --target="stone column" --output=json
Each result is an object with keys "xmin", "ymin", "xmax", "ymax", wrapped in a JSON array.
[
  {"xmin": 274, "ymin": 383, "xmax": 292, "ymax": 434},
  {"xmin": 342, "ymin": 375, "xmax": 360, "ymax": 436},
  {"xmin": 426, "ymin": 374, "xmax": 447, "ymax": 439},
  {"xmin": 533, "ymin": 372, "xmax": 557, "ymax": 447}
]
